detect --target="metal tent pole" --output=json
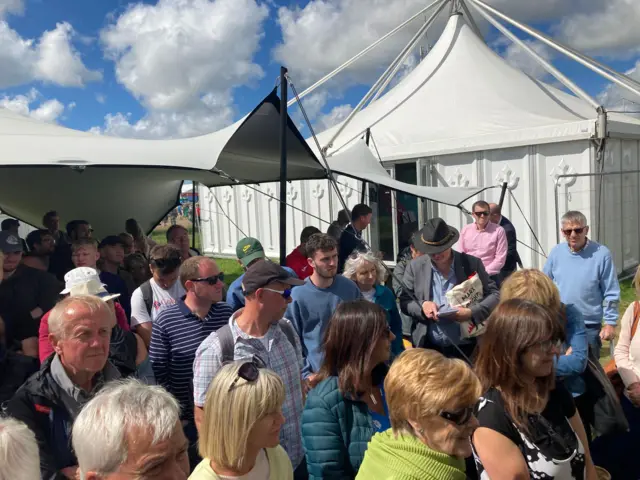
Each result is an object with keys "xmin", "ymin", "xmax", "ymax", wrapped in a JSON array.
[
  {"xmin": 458, "ymin": 0, "xmax": 483, "ymax": 39},
  {"xmin": 191, "ymin": 181, "xmax": 197, "ymax": 250},
  {"xmin": 324, "ymin": 0, "xmax": 450, "ymax": 152},
  {"xmin": 468, "ymin": 0, "xmax": 640, "ymax": 101},
  {"xmin": 498, "ymin": 182, "xmax": 508, "ymax": 208},
  {"xmin": 468, "ymin": 2, "xmax": 600, "ymax": 110},
  {"xmin": 287, "ymin": 0, "xmax": 446, "ymax": 106},
  {"xmin": 279, "ymin": 66, "xmax": 289, "ymax": 266}
]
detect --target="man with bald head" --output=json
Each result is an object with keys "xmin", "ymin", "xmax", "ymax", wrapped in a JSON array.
[
  {"xmin": 6, "ymin": 295, "xmax": 120, "ymax": 480},
  {"xmin": 489, "ymin": 203, "xmax": 522, "ymax": 279}
]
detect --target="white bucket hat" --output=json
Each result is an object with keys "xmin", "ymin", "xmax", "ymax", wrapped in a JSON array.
[{"xmin": 60, "ymin": 267, "xmax": 121, "ymax": 302}]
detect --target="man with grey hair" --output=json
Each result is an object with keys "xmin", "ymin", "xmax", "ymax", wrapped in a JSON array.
[
  {"xmin": 0, "ymin": 417, "xmax": 40, "ymax": 480},
  {"xmin": 544, "ymin": 210, "xmax": 620, "ymax": 359},
  {"xmin": 72, "ymin": 379, "xmax": 189, "ymax": 480},
  {"xmin": 6, "ymin": 295, "xmax": 120, "ymax": 479}
]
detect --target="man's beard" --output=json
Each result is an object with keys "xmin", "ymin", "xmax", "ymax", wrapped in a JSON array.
[{"xmin": 315, "ymin": 267, "xmax": 336, "ymax": 280}]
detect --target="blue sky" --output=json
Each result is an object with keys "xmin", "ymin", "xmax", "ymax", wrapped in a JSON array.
[{"xmin": 2, "ymin": 0, "xmax": 639, "ymax": 138}]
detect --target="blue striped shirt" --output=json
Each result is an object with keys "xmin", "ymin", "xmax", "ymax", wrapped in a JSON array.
[{"xmin": 149, "ymin": 298, "xmax": 232, "ymax": 421}]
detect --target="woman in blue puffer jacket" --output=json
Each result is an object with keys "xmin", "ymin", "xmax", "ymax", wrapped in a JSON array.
[{"xmin": 302, "ymin": 300, "xmax": 396, "ymax": 479}]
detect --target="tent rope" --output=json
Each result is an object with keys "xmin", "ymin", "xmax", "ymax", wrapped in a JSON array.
[
  {"xmin": 211, "ymin": 191, "xmax": 248, "ymax": 238},
  {"xmin": 508, "ymin": 189, "xmax": 546, "ymax": 258}
]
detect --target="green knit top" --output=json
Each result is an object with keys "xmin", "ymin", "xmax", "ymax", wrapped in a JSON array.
[{"xmin": 355, "ymin": 430, "xmax": 467, "ymax": 480}]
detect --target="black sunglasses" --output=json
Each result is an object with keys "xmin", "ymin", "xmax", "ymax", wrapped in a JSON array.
[
  {"xmin": 473, "ymin": 211, "xmax": 490, "ymax": 217},
  {"xmin": 562, "ymin": 227, "xmax": 586, "ymax": 236},
  {"xmin": 228, "ymin": 360, "xmax": 260, "ymax": 392},
  {"xmin": 193, "ymin": 273, "xmax": 225, "ymax": 285},
  {"xmin": 440, "ymin": 405, "xmax": 475, "ymax": 426}
]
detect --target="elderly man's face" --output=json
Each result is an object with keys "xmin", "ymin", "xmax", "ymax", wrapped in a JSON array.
[
  {"xmin": 562, "ymin": 221, "xmax": 589, "ymax": 252},
  {"xmin": 90, "ymin": 421, "xmax": 189, "ymax": 480},
  {"xmin": 52, "ymin": 302, "xmax": 114, "ymax": 376}
]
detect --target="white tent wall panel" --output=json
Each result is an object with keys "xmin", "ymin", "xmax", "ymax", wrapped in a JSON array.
[{"xmin": 620, "ymin": 140, "xmax": 640, "ymax": 271}]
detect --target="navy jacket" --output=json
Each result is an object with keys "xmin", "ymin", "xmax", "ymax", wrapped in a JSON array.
[{"xmin": 500, "ymin": 215, "xmax": 522, "ymax": 274}]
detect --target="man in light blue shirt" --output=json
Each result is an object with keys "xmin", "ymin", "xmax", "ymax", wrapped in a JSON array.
[{"xmin": 544, "ymin": 210, "xmax": 620, "ymax": 359}]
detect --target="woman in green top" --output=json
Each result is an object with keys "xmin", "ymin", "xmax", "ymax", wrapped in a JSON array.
[
  {"xmin": 357, "ymin": 349, "xmax": 482, "ymax": 480},
  {"xmin": 189, "ymin": 361, "xmax": 293, "ymax": 480}
]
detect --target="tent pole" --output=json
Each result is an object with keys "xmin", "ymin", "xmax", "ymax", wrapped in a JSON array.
[
  {"xmin": 324, "ymin": 0, "xmax": 450, "ymax": 153},
  {"xmin": 469, "ymin": 2, "xmax": 600, "ymax": 110},
  {"xmin": 498, "ymin": 182, "xmax": 508, "ymax": 208},
  {"xmin": 279, "ymin": 66, "xmax": 289, "ymax": 266},
  {"xmin": 287, "ymin": 0, "xmax": 445, "ymax": 107},
  {"xmin": 468, "ymin": 0, "xmax": 640, "ymax": 101},
  {"xmin": 191, "ymin": 181, "xmax": 197, "ymax": 250},
  {"xmin": 361, "ymin": 129, "xmax": 371, "ymax": 204},
  {"xmin": 458, "ymin": 0, "xmax": 483, "ymax": 39},
  {"xmin": 370, "ymin": 1, "xmax": 446, "ymax": 104}
]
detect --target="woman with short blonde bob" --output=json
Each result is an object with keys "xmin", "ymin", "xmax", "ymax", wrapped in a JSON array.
[
  {"xmin": 500, "ymin": 269, "xmax": 588, "ymax": 402},
  {"xmin": 356, "ymin": 349, "xmax": 482, "ymax": 479},
  {"xmin": 190, "ymin": 361, "xmax": 292, "ymax": 480}
]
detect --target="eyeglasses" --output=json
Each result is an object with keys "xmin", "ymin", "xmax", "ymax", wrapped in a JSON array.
[
  {"xmin": 562, "ymin": 227, "xmax": 586, "ymax": 236},
  {"xmin": 439, "ymin": 405, "xmax": 475, "ymax": 426},
  {"xmin": 262, "ymin": 287, "xmax": 292, "ymax": 299},
  {"xmin": 193, "ymin": 273, "xmax": 225, "ymax": 285},
  {"xmin": 473, "ymin": 211, "xmax": 490, "ymax": 217},
  {"xmin": 228, "ymin": 360, "xmax": 260, "ymax": 392}
]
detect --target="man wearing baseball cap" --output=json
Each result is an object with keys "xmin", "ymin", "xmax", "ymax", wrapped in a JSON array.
[
  {"xmin": 226, "ymin": 237, "xmax": 298, "ymax": 312},
  {"xmin": 0, "ymin": 231, "xmax": 61, "ymax": 332},
  {"xmin": 194, "ymin": 260, "xmax": 307, "ymax": 476}
]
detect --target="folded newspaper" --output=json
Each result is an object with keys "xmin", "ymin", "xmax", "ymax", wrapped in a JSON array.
[{"xmin": 445, "ymin": 273, "xmax": 486, "ymax": 339}]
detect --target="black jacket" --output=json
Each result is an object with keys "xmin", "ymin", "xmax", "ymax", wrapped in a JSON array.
[
  {"xmin": 0, "ymin": 265, "xmax": 62, "ymax": 321},
  {"xmin": 0, "ymin": 349, "xmax": 38, "ymax": 407},
  {"xmin": 338, "ymin": 224, "xmax": 367, "ymax": 272},
  {"xmin": 5, "ymin": 356, "xmax": 120, "ymax": 480},
  {"xmin": 500, "ymin": 216, "xmax": 523, "ymax": 274}
]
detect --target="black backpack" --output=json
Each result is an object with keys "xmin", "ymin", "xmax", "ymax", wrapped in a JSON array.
[
  {"xmin": 217, "ymin": 319, "xmax": 298, "ymax": 363},
  {"xmin": 140, "ymin": 280, "xmax": 153, "ymax": 315}
]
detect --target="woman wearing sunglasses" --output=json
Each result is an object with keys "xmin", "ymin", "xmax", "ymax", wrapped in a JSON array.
[
  {"xmin": 190, "ymin": 361, "xmax": 293, "ymax": 480},
  {"xmin": 356, "ymin": 348, "xmax": 481, "ymax": 479},
  {"xmin": 472, "ymin": 299, "xmax": 598, "ymax": 480},
  {"xmin": 343, "ymin": 251, "xmax": 405, "ymax": 358},
  {"xmin": 302, "ymin": 300, "xmax": 395, "ymax": 479}
]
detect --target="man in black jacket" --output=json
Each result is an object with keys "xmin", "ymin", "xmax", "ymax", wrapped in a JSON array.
[
  {"xmin": 489, "ymin": 203, "xmax": 522, "ymax": 279},
  {"xmin": 399, "ymin": 218, "xmax": 499, "ymax": 359},
  {"xmin": 6, "ymin": 295, "xmax": 120, "ymax": 480},
  {"xmin": 0, "ymin": 316, "xmax": 38, "ymax": 407},
  {"xmin": 337, "ymin": 203, "xmax": 372, "ymax": 272}
]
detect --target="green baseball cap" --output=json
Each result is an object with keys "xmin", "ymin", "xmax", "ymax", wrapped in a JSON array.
[{"xmin": 236, "ymin": 237, "xmax": 265, "ymax": 267}]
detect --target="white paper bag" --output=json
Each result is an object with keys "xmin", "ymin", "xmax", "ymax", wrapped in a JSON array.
[{"xmin": 445, "ymin": 273, "xmax": 486, "ymax": 339}]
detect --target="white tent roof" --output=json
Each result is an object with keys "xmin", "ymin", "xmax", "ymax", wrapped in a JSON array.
[
  {"xmin": 0, "ymin": 90, "xmax": 326, "ymax": 236},
  {"xmin": 318, "ymin": 13, "xmax": 640, "ymax": 160}
]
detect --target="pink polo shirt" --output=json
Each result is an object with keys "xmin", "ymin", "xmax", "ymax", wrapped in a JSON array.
[{"xmin": 457, "ymin": 221, "xmax": 507, "ymax": 276}]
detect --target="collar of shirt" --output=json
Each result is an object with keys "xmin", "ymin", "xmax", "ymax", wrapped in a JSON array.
[
  {"xmin": 569, "ymin": 238, "xmax": 590, "ymax": 255},
  {"xmin": 474, "ymin": 221, "xmax": 496, "ymax": 233},
  {"xmin": 177, "ymin": 296, "xmax": 217, "ymax": 321},
  {"xmin": 50, "ymin": 355, "xmax": 120, "ymax": 408},
  {"xmin": 229, "ymin": 309, "xmax": 279, "ymax": 347}
]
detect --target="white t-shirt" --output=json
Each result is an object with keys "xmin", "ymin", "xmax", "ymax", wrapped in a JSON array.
[
  {"xmin": 218, "ymin": 449, "xmax": 270, "ymax": 480},
  {"xmin": 361, "ymin": 289, "xmax": 376, "ymax": 303},
  {"xmin": 130, "ymin": 278, "xmax": 186, "ymax": 327}
]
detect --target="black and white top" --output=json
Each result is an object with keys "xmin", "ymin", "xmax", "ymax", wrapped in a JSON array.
[{"xmin": 473, "ymin": 384, "xmax": 586, "ymax": 480}]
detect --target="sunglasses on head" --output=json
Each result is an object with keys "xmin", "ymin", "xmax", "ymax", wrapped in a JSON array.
[
  {"xmin": 562, "ymin": 227, "xmax": 586, "ymax": 236},
  {"xmin": 439, "ymin": 405, "xmax": 475, "ymax": 426},
  {"xmin": 228, "ymin": 360, "xmax": 261, "ymax": 392},
  {"xmin": 473, "ymin": 211, "xmax": 489, "ymax": 217},
  {"xmin": 262, "ymin": 287, "xmax": 292, "ymax": 299},
  {"xmin": 193, "ymin": 273, "xmax": 224, "ymax": 285}
]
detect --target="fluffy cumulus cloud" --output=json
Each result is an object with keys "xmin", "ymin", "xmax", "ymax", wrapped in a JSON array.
[
  {"xmin": 316, "ymin": 103, "xmax": 353, "ymax": 131},
  {"xmin": 94, "ymin": 0, "xmax": 268, "ymax": 138},
  {"xmin": 598, "ymin": 60, "xmax": 640, "ymax": 112},
  {"xmin": 495, "ymin": 38, "xmax": 555, "ymax": 80},
  {"xmin": 0, "ymin": 88, "xmax": 69, "ymax": 123},
  {"xmin": 0, "ymin": 20, "xmax": 101, "ymax": 89}
]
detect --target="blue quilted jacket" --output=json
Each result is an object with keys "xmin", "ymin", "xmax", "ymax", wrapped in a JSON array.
[{"xmin": 302, "ymin": 376, "xmax": 377, "ymax": 479}]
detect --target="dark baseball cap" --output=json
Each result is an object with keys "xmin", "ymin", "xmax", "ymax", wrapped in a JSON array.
[
  {"xmin": 0, "ymin": 231, "xmax": 23, "ymax": 254},
  {"xmin": 236, "ymin": 237, "xmax": 265, "ymax": 267},
  {"xmin": 242, "ymin": 261, "xmax": 304, "ymax": 294},
  {"xmin": 99, "ymin": 235, "xmax": 125, "ymax": 249}
]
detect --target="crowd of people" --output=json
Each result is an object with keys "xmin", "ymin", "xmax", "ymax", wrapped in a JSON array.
[{"xmin": 0, "ymin": 202, "xmax": 637, "ymax": 480}]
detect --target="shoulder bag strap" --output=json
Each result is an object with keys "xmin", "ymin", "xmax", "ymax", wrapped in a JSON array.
[{"xmin": 216, "ymin": 324, "xmax": 235, "ymax": 364}]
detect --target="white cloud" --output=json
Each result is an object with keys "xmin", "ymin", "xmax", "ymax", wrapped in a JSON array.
[
  {"xmin": 95, "ymin": 93, "xmax": 106, "ymax": 104},
  {"xmin": 316, "ymin": 104, "xmax": 353, "ymax": 131},
  {"xmin": 0, "ymin": 20, "xmax": 101, "ymax": 88},
  {"xmin": 0, "ymin": 0, "xmax": 24, "ymax": 18},
  {"xmin": 496, "ymin": 38, "xmax": 555, "ymax": 80},
  {"xmin": 0, "ymin": 88, "xmax": 67, "ymax": 123},
  {"xmin": 598, "ymin": 60, "xmax": 640, "ymax": 112}
]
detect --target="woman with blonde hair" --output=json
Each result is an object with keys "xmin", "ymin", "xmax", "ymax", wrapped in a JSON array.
[
  {"xmin": 473, "ymin": 299, "xmax": 597, "ymax": 480},
  {"xmin": 343, "ymin": 251, "xmax": 404, "ymax": 357},
  {"xmin": 190, "ymin": 361, "xmax": 292, "ymax": 480},
  {"xmin": 356, "ymin": 348, "xmax": 481, "ymax": 479},
  {"xmin": 500, "ymin": 269, "xmax": 589, "ymax": 423}
]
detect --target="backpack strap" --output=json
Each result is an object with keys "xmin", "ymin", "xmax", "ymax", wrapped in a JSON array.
[
  {"xmin": 140, "ymin": 280, "xmax": 153, "ymax": 316},
  {"xmin": 631, "ymin": 301, "xmax": 640, "ymax": 339},
  {"xmin": 216, "ymin": 324, "xmax": 235, "ymax": 364},
  {"xmin": 277, "ymin": 319, "xmax": 297, "ymax": 351}
]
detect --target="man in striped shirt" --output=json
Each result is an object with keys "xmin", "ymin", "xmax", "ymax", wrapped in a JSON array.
[{"xmin": 149, "ymin": 256, "xmax": 232, "ymax": 469}]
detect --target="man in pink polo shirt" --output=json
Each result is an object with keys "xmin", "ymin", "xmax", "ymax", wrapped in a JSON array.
[{"xmin": 457, "ymin": 200, "xmax": 507, "ymax": 284}]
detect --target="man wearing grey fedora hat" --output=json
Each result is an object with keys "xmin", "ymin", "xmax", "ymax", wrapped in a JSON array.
[{"xmin": 399, "ymin": 218, "xmax": 499, "ymax": 359}]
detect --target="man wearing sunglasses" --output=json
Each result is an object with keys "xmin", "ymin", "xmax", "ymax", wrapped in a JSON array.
[
  {"xmin": 544, "ymin": 210, "xmax": 620, "ymax": 359},
  {"xmin": 149, "ymin": 255, "xmax": 232, "ymax": 470},
  {"xmin": 193, "ymin": 260, "xmax": 307, "ymax": 478},
  {"xmin": 458, "ymin": 200, "xmax": 507, "ymax": 284}
]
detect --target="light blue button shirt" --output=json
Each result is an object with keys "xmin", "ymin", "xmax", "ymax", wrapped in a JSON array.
[{"xmin": 427, "ymin": 261, "xmax": 470, "ymax": 347}]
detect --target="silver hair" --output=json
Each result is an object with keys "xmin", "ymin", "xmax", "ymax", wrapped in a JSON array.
[
  {"xmin": 0, "ymin": 417, "xmax": 40, "ymax": 480},
  {"xmin": 72, "ymin": 379, "xmax": 181, "ymax": 480},
  {"xmin": 561, "ymin": 210, "xmax": 588, "ymax": 227},
  {"xmin": 48, "ymin": 295, "xmax": 112, "ymax": 338},
  {"xmin": 343, "ymin": 251, "xmax": 388, "ymax": 284}
]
